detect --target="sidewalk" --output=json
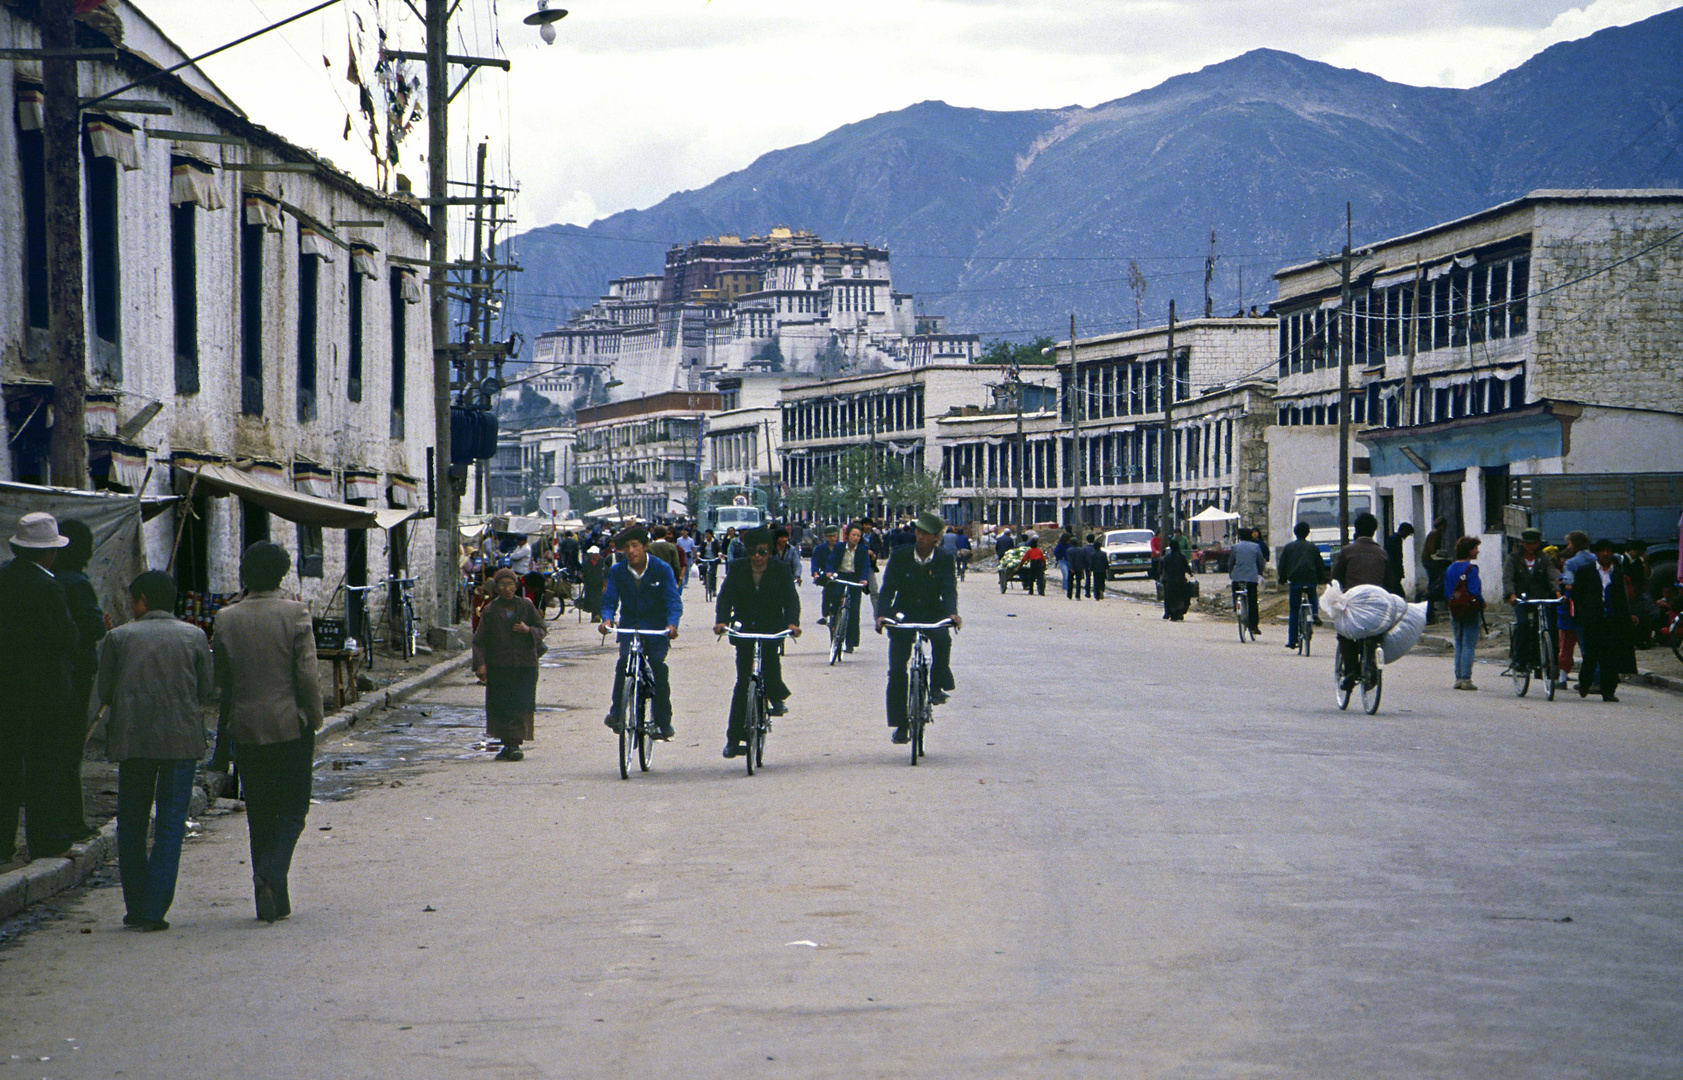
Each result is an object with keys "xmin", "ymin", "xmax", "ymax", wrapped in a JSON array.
[{"xmin": 0, "ymin": 647, "xmax": 470, "ymax": 923}]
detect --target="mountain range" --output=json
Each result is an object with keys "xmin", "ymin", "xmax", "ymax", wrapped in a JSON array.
[{"xmin": 500, "ymin": 7, "xmax": 1683, "ymax": 352}]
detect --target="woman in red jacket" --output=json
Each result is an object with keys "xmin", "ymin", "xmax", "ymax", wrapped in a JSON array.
[{"xmin": 1021, "ymin": 536, "xmax": 1047, "ymax": 596}]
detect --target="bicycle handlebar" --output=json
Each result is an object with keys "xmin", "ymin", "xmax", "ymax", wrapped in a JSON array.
[
  {"xmin": 725, "ymin": 629, "xmax": 793, "ymax": 640},
  {"xmin": 1512, "ymin": 597, "xmax": 1563, "ymax": 605},
  {"xmin": 824, "ymin": 576, "xmax": 868, "ymax": 588},
  {"xmin": 613, "ymin": 627, "xmax": 673, "ymax": 636},
  {"xmin": 882, "ymin": 618, "xmax": 954, "ymax": 630}
]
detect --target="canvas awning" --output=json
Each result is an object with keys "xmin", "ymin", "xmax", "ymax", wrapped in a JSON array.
[
  {"xmin": 1190, "ymin": 505, "xmax": 1240, "ymax": 522},
  {"xmin": 187, "ymin": 463, "xmax": 377, "ymax": 529}
]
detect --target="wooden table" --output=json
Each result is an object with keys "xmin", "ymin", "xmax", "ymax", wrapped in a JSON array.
[{"xmin": 318, "ymin": 647, "xmax": 364, "ymax": 708}]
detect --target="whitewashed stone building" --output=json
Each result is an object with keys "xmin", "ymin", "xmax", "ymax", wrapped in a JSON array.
[{"xmin": 0, "ymin": 2, "xmax": 436, "ymax": 632}]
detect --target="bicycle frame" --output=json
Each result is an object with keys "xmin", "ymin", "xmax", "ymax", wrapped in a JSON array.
[
  {"xmin": 612, "ymin": 627, "xmax": 669, "ymax": 778},
  {"xmin": 825, "ymin": 576, "xmax": 868, "ymax": 664},
  {"xmin": 883, "ymin": 617, "xmax": 954, "ymax": 765},
  {"xmin": 725, "ymin": 627, "xmax": 791, "ymax": 775}
]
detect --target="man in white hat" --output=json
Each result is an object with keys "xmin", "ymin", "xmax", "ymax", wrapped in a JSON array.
[{"xmin": 0, "ymin": 512, "xmax": 80, "ymax": 864}]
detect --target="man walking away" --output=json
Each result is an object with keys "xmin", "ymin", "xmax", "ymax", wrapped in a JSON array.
[
  {"xmin": 1066, "ymin": 539, "xmax": 1089, "ymax": 599},
  {"xmin": 1572, "ymin": 538, "xmax": 1637, "ymax": 702},
  {"xmin": 1087, "ymin": 534, "xmax": 1107, "ymax": 600},
  {"xmin": 1229, "ymin": 527, "xmax": 1267, "ymax": 636},
  {"xmin": 1278, "ymin": 522, "xmax": 1327, "ymax": 650},
  {"xmin": 98, "ymin": 571, "xmax": 215, "ymax": 932},
  {"xmin": 210, "ymin": 542, "xmax": 324, "ymax": 923},
  {"xmin": 877, "ymin": 512, "xmax": 961, "ymax": 745},
  {"xmin": 1422, "ymin": 516, "xmax": 1450, "ymax": 623},
  {"xmin": 1384, "ymin": 522, "xmax": 1416, "ymax": 597},
  {"xmin": 0, "ymin": 512, "xmax": 78, "ymax": 864}
]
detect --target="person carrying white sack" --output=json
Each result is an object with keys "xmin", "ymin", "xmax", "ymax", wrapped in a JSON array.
[{"xmin": 1329, "ymin": 512, "xmax": 1391, "ymax": 692}]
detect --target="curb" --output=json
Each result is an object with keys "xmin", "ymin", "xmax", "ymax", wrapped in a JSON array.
[{"xmin": 0, "ymin": 650, "xmax": 470, "ymax": 924}]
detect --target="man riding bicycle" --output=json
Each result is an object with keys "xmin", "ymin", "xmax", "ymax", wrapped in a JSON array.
[
  {"xmin": 599, "ymin": 526, "xmax": 682, "ymax": 740},
  {"xmin": 713, "ymin": 529, "xmax": 800, "ymax": 759},
  {"xmin": 810, "ymin": 525, "xmax": 841, "ymax": 622},
  {"xmin": 1503, "ymin": 526, "xmax": 1561, "ymax": 673},
  {"xmin": 1278, "ymin": 521, "xmax": 1327, "ymax": 650},
  {"xmin": 1228, "ymin": 527, "xmax": 1267, "ymax": 637},
  {"xmin": 876, "ymin": 511, "xmax": 961, "ymax": 745},
  {"xmin": 1330, "ymin": 512, "xmax": 1389, "ymax": 690}
]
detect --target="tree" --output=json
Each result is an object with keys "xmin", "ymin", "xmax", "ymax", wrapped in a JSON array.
[
  {"xmin": 751, "ymin": 339, "xmax": 785, "ymax": 371},
  {"xmin": 981, "ymin": 336, "xmax": 1058, "ymax": 367},
  {"xmin": 887, "ymin": 466, "xmax": 945, "ymax": 516},
  {"xmin": 565, "ymin": 481, "xmax": 600, "ymax": 516}
]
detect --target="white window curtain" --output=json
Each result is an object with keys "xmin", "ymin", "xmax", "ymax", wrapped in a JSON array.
[
  {"xmin": 292, "ymin": 464, "xmax": 336, "ymax": 500},
  {"xmin": 351, "ymin": 245, "xmax": 380, "ymax": 279},
  {"xmin": 345, "ymin": 473, "xmax": 381, "ymax": 501},
  {"xmin": 86, "ymin": 118, "xmax": 140, "ymax": 170},
  {"xmin": 396, "ymin": 267, "xmax": 423, "ymax": 304},
  {"xmin": 169, "ymin": 157, "xmax": 224, "ymax": 210},
  {"xmin": 299, "ymin": 228, "xmax": 336, "ymax": 262},
  {"xmin": 15, "ymin": 84, "xmax": 42, "ymax": 131},
  {"xmin": 244, "ymin": 193, "xmax": 283, "ymax": 233}
]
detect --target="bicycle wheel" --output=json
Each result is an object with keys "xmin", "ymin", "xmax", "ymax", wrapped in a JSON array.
[
  {"xmin": 745, "ymin": 692, "xmax": 762, "ymax": 776},
  {"xmin": 617, "ymin": 671, "xmax": 637, "ymax": 780},
  {"xmin": 1509, "ymin": 629, "xmax": 1530, "ymax": 697},
  {"xmin": 1301, "ymin": 608, "xmax": 1314, "ymax": 657},
  {"xmin": 829, "ymin": 601, "xmax": 846, "ymax": 665},
  {"xmin": 403, "ymin": 599, "xmax": 417, "ymax": 659},
  {"xmin": 907, "ymin": 665, "xmax": 926, "ymax": 766},
  {"xmin": 753, "ymin": 689, "xmax": 767, "ymax": 771},
  {"xmin": 1361, "ymin": 647, "xmax": 1383, "ymax": 715},
  {"xmin": 1236, "ymin": 595, "xmax": 1248, "ymax": 643},
  {"xmin": 1334, "ymin": 647, "xmax": 1354, "ymax": 711},
  {"xmin": 1542, "ymin": 627, "xmax": 1559, "ymax": 701},
  {"xmin": 637, "ymin": 703, "xmax": 655, "ymax": 773}
]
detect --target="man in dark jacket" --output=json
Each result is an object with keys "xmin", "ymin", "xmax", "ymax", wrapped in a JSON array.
[
  {"xmin": 825, "ymin": 523, "xmax": 875, "ymax": 652},
  {"xmin": 1278, "ymin": 521, "xmax": 1327, "ymax": 650},
  {"xmin": 713, "ymin": 530, "xmax": 801, "ymax": 758},
  {"xmin": 876, "ymin": 512, "xmax": 962, "ymax": 744},
  {"xmin": 1065, "ymin": 539, "xmax": 1088, "ymax": 599},
  {"xmin": 0, "ymin": 512, "xmax": 79, "ymax": 864},
  {"xmin": 1384, "ymin": 522, "xmax": 1416, "ymax": 597},
  {"xmin": 1572, "ymin": 538, "xmax": 1637, "ymax": 702},
  {"xmin": 810, "ymin": 525, "xmax": 841, "ymax": 623},
  {"xmin": 1330, "ymin": 513, "xmax": 1390, "ymax": 690}
]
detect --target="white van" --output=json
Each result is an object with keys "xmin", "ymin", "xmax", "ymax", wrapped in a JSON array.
[
  {"xmin": 1290, "ymin": 485, "xmax": 1375, "ymax": 558},
  {"xmin": 707, "ymin": 504, "xmax": 767, "ymax": 535}
]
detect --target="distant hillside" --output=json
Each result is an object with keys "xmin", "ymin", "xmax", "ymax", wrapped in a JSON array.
[{"xmin": 501, "ymin": 7, "xmax": 1683, "ymax": 350}]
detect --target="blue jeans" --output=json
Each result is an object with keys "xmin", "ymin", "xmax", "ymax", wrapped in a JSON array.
[
  {"xmin": 117, "ymin": 759, "xmax": 197, "ymax": 923},
  {"xmin": 1287, "ymin": 583, "xmax": 1318, "ymax": 647},
  {"xmin": 1453, "ymin": 617, "xmax": 1480, "ymax": 680},
  {"xmin": 1058, "ymin": 559, "xmax": 1071, "ymax": 594}
]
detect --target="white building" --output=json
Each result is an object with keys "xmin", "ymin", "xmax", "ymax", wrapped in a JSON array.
[
  {"xmin": 699, "ymin": 371, "xmax": 820, "ymax": 490},
  {"xmin": 0, "ymin": 1, "xmax": 438, "ymax": 629},
  {"xmin": 1269, "ymin": 189, "xmax": 1683, "ymax": 593},
  {"xmin": 575, "ymin": 392, "xmax": 716, "ymax": 522}
]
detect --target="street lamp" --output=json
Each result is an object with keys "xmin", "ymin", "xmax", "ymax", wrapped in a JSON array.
[{"xmin": 524, "ymin": 0, "xmax": 568, "ymax": 44}]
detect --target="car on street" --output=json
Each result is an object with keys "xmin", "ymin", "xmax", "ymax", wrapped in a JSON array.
[{"xmin": 1102, "ymin": 528, "xmax": 1157, "ymax": 579}]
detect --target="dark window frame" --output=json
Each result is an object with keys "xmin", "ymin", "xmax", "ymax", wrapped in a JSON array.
[
  {"xmin": 297, "ymin": 248, "xmax": 319, "ymax": 423},
  {"xmin": 241, "ymin": 222, "xmax": 265, "ymax": 416},
  {"xmin": 172, "ymin": 202, "xmax": 199, "ymax": 394}
]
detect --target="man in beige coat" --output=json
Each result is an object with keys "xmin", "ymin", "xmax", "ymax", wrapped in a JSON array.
[{"xmin": 210, "ymin": 542, "xmax": 322, "ymax": 923}]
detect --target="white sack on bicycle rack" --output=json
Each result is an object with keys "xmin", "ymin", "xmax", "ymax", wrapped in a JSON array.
[
  {"xmin": 1381, "ymin": 602, "xmax": 1428, "ymax": 663},
  {"xmin": 1320, "ymin": 580, "xmax": 1347, "ymax": 624},
  {"xmin": 1332, "ymin": 584, "xmax": 1406, "ymax": 639}
]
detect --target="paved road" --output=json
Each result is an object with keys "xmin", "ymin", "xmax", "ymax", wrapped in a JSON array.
[{"xmin": 3, "ymin": 578, "xmax": 1680, "ymax": 1079}]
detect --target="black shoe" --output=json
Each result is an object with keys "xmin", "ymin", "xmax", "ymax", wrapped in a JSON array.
[
  {"xmin": 930, "ymin": 689, "xmax": 948, "ymax": 705},
  {"xmin": 603, "ymin": 712, "xmax": 623, "ymax": 733},
  {"xmin": 722, "ymin": 742, "xmax": 745, "ymax": 758},
  {"xmin": 891, "ymin": 726, "xmax": 910, "ymax": 745},
  {"xmin": 768, "ymin": 700, "xmax": 787, "ymax": 717},
  {"xmin": 1577, "ymin": 684, "xmax": 1589, "ymax": 698},
  {"xmin": 1603, "ymin": 695, "xmax": 1620, "ymax": 703},
  {"xmin": 655, "ymin": 724, "xmax": 674, "ymax": 740},
  {"xmin": 123, "ymin": 913, "xmax": 142, "ymax": 927},
  {"xmin": 494, "ymin": 746, "xmax": 518, "ymax": 761},
  {"xmin": 255, "ymin": 879, "xmax": 279, "ymax": 924},
  {"xmin": 125, "ymin": 917, "xmax": 169, "ymax": 932},
  {"xmin": 816, "ymin": 617, "xmax": 828, "ymax": 626}
]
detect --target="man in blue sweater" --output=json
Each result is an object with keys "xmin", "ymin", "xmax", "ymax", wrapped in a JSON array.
[{"xmin": 599, "ymin": 526, "xmax": 683, "ymax": 740}]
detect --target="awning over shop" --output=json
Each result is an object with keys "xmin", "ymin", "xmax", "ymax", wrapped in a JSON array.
[
  {"xmin": 374, "ymin": 507, "xmax": 423, "ymax": 532},
  {"xmin": 186, "ymin": 463, "xmax": 377, "ymax": 529},
  {"xmin": 1190, "ymin": 505, "xmax": 1240, "ymax": 522}
]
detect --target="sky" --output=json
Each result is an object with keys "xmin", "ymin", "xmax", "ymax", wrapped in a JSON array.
[{"xmin": 134, "ymin": 0, "xmax": 1681, "ymax": 239}]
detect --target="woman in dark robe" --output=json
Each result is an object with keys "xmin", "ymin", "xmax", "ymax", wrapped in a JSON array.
[
  {"xmin": 579, "ymin": 545, "xmax": 607, "ymax": 622},
  {"xmin": 472, "ymin": 569, "xmax": 546, "ymax": 761},
  {"xmin": 54, "ymin": 520, "xmax": 107, "ymax": 839},
  {"xmin": 1161, "ymin": 542, "xmax": 1194, "ymax": 621}
]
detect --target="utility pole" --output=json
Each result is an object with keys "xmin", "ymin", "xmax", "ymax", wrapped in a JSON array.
[
  {"xmin": 1012, "ymin": 367, "xmax": 1025, "ymax": 535},
  {"xmin": 1068, "ymin": 313, "xmax": 1083, "ymax": 538},
  {"xmin": 1161, "ymin": 300, "xmax": 1176, "ymax": 540},
  {"xmin": 1402, "ymin": 259, "xmax": 1421, "ymax": 428},
  {"xmin": 42, "ymin": 0, "xmax": 88, "ymax": 488},
  {"xmin": 469, "ymin": 140, "xmax": 488, "ymax": 516},
  {"xmin": 427, "ymin": 0, "xmax": 456, "ymax": 626},
  {"xmin": 1338, "ymin": 203, "xmax": 1353, "ymax": 547},
  {"xmin": 1203, "ymin": 228, "xmax": 1216, "ymax": 319}
]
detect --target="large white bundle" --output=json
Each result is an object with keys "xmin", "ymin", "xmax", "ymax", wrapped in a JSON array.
[
  {"xmin": 1381, "ymin": 602, "xmax": 1428, "ymax": 663},
  {"xmin": 1332, "ymin": 583, "xmax": 1406, "ymax": 639}
]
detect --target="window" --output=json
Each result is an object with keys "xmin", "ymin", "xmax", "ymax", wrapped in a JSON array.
[
  {"xmin": 172, "ymin": 203, "xmax": 198, "ymax": 394},
  {"xmin": 19, "ymin": 126, "xmax": 47, "ymax": 332},
  {"xmin": 85, "ymin": 154, "xmax": 120, "ymax": 374},
  {"xmin": 241, "ymin": 222, "xmax": 265, "ymax": 416},
  {"xmin": 297, "ymin": 248, "xmax": 319, "ymax": 422},
  {"xmin": 296, "ymin": 523, "xmax": 324, "ymax": 578},
  {"xmin": 389, "ymin": 272, "xmax": 406, "ymax": 439},
  {"xmin": 242, "ymin": 500, "xmax": 270, "ymax": 548},
  {"xmin": 347, "ymin": 269, "xmax": 363, "ymax": 403},
  {"xmin": 1508, "ymin": 257, "xmax": 1529, "ymax": 337}
]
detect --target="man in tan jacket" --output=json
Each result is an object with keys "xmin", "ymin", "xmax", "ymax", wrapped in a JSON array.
[{"xmin": 210, "ymin": 542, "xmax": 322, "ymax": 923}]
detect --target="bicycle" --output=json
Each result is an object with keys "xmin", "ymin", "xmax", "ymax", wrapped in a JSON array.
[
  {"xmin": 1507, "ymin": 596, "xmax": 1562, "ymax": 700},
  {"xmin": 1334, "ymin": 634, "xmax": 1383, "ymax": 715},
  {"xmin": 723, "ymin": 627, "xmax": 792, "ymax": 776},
  {"xmin": 610, "ymin": 628, "xmax": 669, "ymax": 779},
  {"xmin": 697, "ymin": 556, "xmax": 721, "ymax": 602},
  {"xmin": 1233, "ymin": 583, "xmax": 1256, "ymax": 643},
  {"xmin": 1296, "ymin": 588, "xmax": 1317, "ymax": 657},
  {"xmin": 825, "ymin": 576, "xmax": 869, "ymax": 665},
  {"xmin": 883, "ymin": 617, "xmax": 954, "ymax": 766}
]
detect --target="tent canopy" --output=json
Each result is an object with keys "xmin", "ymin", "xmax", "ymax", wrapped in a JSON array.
[
  {"xmin": 1190, "ymin": 505, "xmax": 1240, "ymax": 522},
  {"xmin": 188, "ymin": 463, "xmax": 412, "ymax": 530}
]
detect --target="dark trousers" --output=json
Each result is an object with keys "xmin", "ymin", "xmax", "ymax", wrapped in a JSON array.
[
  {"xmin": 1579, "ymin": 629, "xmax": 1621, "ymax": 700},
  {"xmin": 1287, "ymin": 583, "xmax": 1318, "ymax": 647},
  {"xmin": 820, "ymin": 580, "xmax": 841, "ymax": 622},
  {"xmin": 1090, "ymin": 566, "xmax": 1106, "ymax": 599},
  {"xmin": 1067, "ymin": 567, "xmax": 1088, "ymax": 599},
  {"xmin": 1233, "ymin": 581, "xmax": 1260, "ymax": 632},
  {"xmin": 727, "ymin": 640, "xmax": 789, "ymax": 743},
  {"xmin": 885, "ymin": 627, "xmax": 953, "ymax": 727},
  {"xmin": 834, "ymin": 584, "xmax": 865, "ymax": 649},
  {"xmin": 1425, "ymin": 562, "xmax": 1448, "ymax": 622},
  {"xmin": 117, "ymin": 758, "xmax": 197, "ymax": 923},
  {"xmin": 50, "ymin": 670, "xmax": 95, "ymax": 836},
  {"xmin": 0, "ymin": 681, "xmax": 71, "ymax": 860},
  {"xmin": 234, "ymin": 733, "xmax": 314, "ymax": 918},
  {"xmin": 1023, "ymin": 562, "xmax": 1045, "ymax": 595},
  {"xmin": 612, "ymin": 634, "xmax": 672, "ymax": 725}
]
